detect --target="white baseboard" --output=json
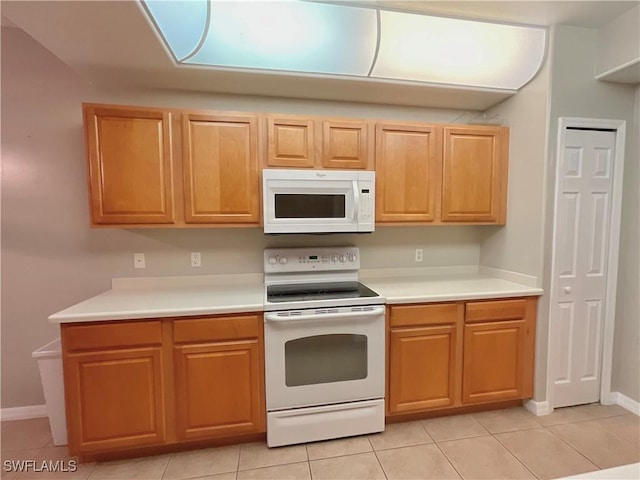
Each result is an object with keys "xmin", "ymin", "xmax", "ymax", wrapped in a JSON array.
[
  {"xmin": 0, "ymin": 404, "xmax": 47, "ymax": 421},
  {"xmin": 525, "ymin": 399, "xmax": 552, "ymax": 416},
  {"xmin": 611, "ymin": 391, "xmax": 640, "ymax": 416}
]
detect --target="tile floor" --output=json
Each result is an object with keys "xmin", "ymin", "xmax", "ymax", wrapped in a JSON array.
[{"xmin": 1, "ymin": 404, "xmax": 638, "ymax": 480}]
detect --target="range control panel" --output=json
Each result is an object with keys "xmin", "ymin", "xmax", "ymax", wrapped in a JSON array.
[{"xmin": 264, "ymin": 246, "xmax": 360, "ymax": 273}]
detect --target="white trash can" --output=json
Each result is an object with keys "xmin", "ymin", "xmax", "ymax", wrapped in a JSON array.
[{"xmin": 32, "ymin": 338, "xmax": 67, "ymax": 446}]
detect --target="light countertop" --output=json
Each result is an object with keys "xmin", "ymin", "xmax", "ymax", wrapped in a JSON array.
[
  {"xmin": 49, "ymin": 267, "xmax": 543, "ymax": 324},
  {"xmin": 48, "ymin": 274, "xmax": 264, "ymax": 324},
  {"xmin": 361, "ymin": 267, "xmax": 543, "ymax": 304}
]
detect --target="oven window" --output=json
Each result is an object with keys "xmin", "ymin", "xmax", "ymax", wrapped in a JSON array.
[
  {"xmin": 275, "ymin": 194, "xmax": 346, "ymax": 219},
  {"xmin": 284, "ymin": 334, "xmax": 367, "ymax": 386}
]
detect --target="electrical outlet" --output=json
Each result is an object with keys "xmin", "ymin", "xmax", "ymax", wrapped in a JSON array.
[
  {"xmin": 134, "ymin": 253, "xmax": 146, "ymax": 269},
  {"xmin": 415, "ymin": 248, "xmax": 423, "ymax": 262},
  {"xmin": 191, "ymin": 252, "xmax": 201, "ymax": 267}
]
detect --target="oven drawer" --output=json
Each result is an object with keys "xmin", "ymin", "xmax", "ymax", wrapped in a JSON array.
[{"xmin": 267, "ymin": 399, "xmax": 384, "ymax": 447}]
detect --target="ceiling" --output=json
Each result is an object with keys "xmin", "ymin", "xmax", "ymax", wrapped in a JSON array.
[{"xmin": 1, "ymin": 1, "xmax": 638, "ymax": 111}]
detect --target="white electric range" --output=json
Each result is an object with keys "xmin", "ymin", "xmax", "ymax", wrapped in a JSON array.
[{"xmin": 263, "ymin": 246, "xmax": 386, "ymax": 447}]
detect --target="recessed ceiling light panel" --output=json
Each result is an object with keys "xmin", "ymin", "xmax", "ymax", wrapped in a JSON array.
[{"xmin": 140, "ymin": 0, "xmax": 547, "ymax": 91}]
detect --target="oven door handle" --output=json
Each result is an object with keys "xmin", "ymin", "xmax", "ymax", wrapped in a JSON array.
[{"xmin": 264, "ymin": 306, "xmax": 385, "ymax": 323}]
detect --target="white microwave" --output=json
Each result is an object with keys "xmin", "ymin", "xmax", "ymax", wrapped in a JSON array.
[{"xmin": 262, "ymin": 169, "xmax": 375, "ymax": 234}]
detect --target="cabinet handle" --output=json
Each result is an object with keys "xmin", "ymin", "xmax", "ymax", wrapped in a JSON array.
[{"xmin": 563, "ymin": 286, "xmax": 572, "ymax": 294}]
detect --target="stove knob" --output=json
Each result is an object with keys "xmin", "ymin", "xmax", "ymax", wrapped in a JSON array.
[
  {"xmin": 268, "ymin": 256, "xmax": 277, "ymax": 265},
  {"xmin": 278, "ymin": 256, "xmax": 288, "ymax": 265},
  {"xmin": 339, "ymin": 255, "xmax": 347, "ymax": 263},
  {"xmin": 348, "ymin": 254, "xmax": 357, "ymax": 262},
  {"xmin": 331, "ymin": 255, "xmax": 339, "ymax": 262}
]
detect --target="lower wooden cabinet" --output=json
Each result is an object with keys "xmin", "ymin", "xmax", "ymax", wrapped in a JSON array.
[
  {"xmin": 388, "ymin": 303, "xmax": 463, "ymax": 414},
  {"xmin": 61, "ymin": 313, "xmax": 265, "ymax": 458},
  {"xmin": 173, "ymin": 314, "xmax": 265, "ymax": 440},
  {"xmin": 462, "ymin": 298, "xmax": 536, "ymax": 404},
  {"xmin": 387, "ymin": 297, "xmax": 537, "ymax": 416},
  {"xmin": 64, "ymin": 345, "xmax": 167, "ymax": 453}
]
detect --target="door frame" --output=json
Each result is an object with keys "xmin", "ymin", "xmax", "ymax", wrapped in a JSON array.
[{"xmin": 546, "ymin": 117, "xmax": 626, "ymax": 409}]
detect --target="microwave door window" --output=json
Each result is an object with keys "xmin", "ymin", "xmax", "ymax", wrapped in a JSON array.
[{"xmin": 274, "ymin": 194, "xmax": 346, "ymax": 218}]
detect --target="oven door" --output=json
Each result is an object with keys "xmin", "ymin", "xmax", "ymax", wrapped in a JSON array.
[{"xmin": 264, "ymin": 305, "xmax": 385, "ymax": 411}]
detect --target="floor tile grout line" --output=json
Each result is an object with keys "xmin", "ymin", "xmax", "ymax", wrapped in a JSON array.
[
  {"xmin": 431, "ymin": 439, "xmax": 466, "ymax": 480},
  {"xmin": 367, "ymin": 436, "xmax": 389, "ymax": 480},
  {"xmin": 159, "ymin": 451, "xmax": 173, "ymax": 480},
  {"xmin": 490, "ymin": 430, "xmax": 544, "ymax": 480},
  {"xmin": 306, "ymin": 459, "xmax": 313, "ymax": 480},
  {"xmin": 543, "ymin": 424, "xmax": 608, "ymax": 471},
  {"xmin": 235, "ymin": 444, "xmax": 241, "ymax": 474},
  {"xmin": 491, "ymin": 427, "xmax": 540, "ymax": 479}
]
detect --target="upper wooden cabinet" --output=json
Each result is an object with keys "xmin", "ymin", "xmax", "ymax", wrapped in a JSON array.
[
  {"xmin": 265, "ymin": 115, "xmax": 373, "ymax": 170},
  {"xmin": 376, "ymin": 123, "xmax": 509, "ymax": 225},
  {"xmin": 375, "ymin": 123, "xmax": 440, "ymax": 223},
  {"xmin": 266, "ymin": 117, "xmax": 315, "ymax": 168},
  {"xmin": 182, "ymin": 113, "xmax": 260, "ymax": 224},
  {"xmin": 83, "ymin": 104, "xmax": 509, "ymax": 227},
  {"xmin": 442, "ymin": 126, "xmax": 509, "ymax": 223},
  {"xmin": 321, "ymin": 120, "xmax": 370, "ymax": 169},
  {"xmin": 84, "ymin": 105, "xmax": 175, "ymax": 225}
]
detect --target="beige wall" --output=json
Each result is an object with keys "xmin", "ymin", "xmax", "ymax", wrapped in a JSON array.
[
  {"xmin": 540, "ymin": 25, "xmax": 639, "ymax": 403},
  {"xmin": 479, "ymin": 53, "xmax": 551, "ymax": 282},
  {"xmin": 611, "ymin": 85, "xmax": 640, "ymax": 402},
  {"xmin": 1, "ymin": 27, "xmax": 482, "ymax": 408},
  {"xmin": 596, "ymin": 5, "xmax": 640, "ymax": 77}
]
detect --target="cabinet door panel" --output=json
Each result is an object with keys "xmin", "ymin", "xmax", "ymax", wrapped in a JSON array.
[
  {"xmin": 267, "ymin": 117, "xmax": 315, "ymax": 168},
  {"xmin": 389, "ymin": 325, "xmax": 458, "ymax": 413},
  {"xmin": 64, "ymin": 347, "xmax": 165, "ymax": 453},
  {"xmin": 442, "ymin": 127, "xmax": 507, "ymax": 223},
  {"xmin": 174, "ymin": 340, "xmax": 264, "ymax": 440},
  {"xmin": 376, "ymin": 124, "xmax": 439, "ymax": 222},
  {"xmin": 322, "ymin": 121, "xmax": 370, "ymax": 169},
  {"xmin": 85, "ymin": 106, "xmax": 174, "ymax": 225},
  {"xmin": 183, "ymin": 114, "xmax": 259, "ymax": 223},
  {"xmin": 463, "ymin": 320, "xmax": 526, "ymax": 403}
]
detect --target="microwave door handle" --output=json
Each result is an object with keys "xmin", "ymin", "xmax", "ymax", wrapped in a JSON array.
[{"xmin": 352, "ymin": 180, "xmax": 360, "ymax": 222}]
